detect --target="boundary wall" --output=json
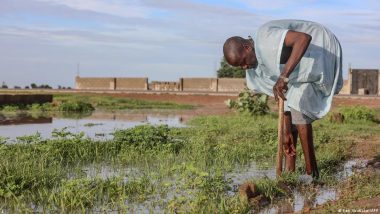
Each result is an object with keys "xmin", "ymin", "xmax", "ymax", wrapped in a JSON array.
[
  {"xmin": 74, "ymin": 70, "xmax": 380, "ymax": 95},
  {"xmin": 348, "ymin": 69, "xmax": 380, "ymax": 95},
  {"xmin": 75, "ymin": 76, "xmax": 246, "ymax": 92}
]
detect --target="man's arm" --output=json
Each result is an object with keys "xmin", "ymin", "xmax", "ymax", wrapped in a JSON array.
[{"xmin": 273, "ymin": 30, "xmax": 312, "ymax": 101}]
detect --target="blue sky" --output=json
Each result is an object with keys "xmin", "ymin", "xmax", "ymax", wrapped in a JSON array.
[{"xmin": 1, "ymin": 0, "xmax": 379, "ymax": 87}]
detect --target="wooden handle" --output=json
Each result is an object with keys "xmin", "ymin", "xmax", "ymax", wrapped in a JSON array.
[{"xmin": 276, "ymin": 97, "xmax": 284, "ymax": 177}]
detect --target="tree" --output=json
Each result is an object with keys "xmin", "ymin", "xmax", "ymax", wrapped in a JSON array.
[
  {"xmin": 31, "ymin": 83, "xmax": 37, "ymax": 89},
  {"xmin": 217, "ymin": 57, "xmax": 246, "ymax": 78},
  {"xmin": 39, "ymin": 84, "xmax": 52, "ymax": 89},
  {"xmin": 1, "ymin": 82, "xmax": 8, "ymax": 89}
]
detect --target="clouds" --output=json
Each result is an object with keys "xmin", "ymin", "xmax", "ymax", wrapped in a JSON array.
[
  {"xmin": 0, "ymin": 0, "xmax": 380, "ymax": 87},
  {"xmin": 35, "ymin": 0, "xmax": 152, "ymax": 19}
]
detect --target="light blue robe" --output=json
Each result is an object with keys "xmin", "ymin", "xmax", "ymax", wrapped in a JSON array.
[{"xmin": 246, "ymin": 19, "xmax": 343, "ymax": 120}]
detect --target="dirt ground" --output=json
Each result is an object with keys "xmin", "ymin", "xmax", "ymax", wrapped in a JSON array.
[{"xmin": 98, "ymin": 93, "xmax": 380, "ymax": 112}]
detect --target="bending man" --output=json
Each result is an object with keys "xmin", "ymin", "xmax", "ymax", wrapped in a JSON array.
[{"xmin": 223, "ymin": 19, "xmax": 343, "ymax": 178}]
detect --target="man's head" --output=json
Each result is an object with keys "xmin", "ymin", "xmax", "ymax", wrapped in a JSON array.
[{"xmin": 223, "ymin": 36, "xmax": 258, "ymax": 69}]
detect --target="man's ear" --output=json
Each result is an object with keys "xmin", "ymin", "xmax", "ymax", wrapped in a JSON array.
[{"xmin": 242, "ymin": 42, "xmax": 252, "ymax": 51}]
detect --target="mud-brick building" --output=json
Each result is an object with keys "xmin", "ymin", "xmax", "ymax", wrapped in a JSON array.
[{"xmin": 347, "ymin": 69, "xmax": 380, "ymax": 95}]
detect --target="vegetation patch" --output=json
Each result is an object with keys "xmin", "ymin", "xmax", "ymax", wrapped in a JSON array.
[
  {"xmin": 54, "ymin": 94, "xmax": 194, "ymax": 110},
  {"xmin": 338, "ymin": 106, "xmax": 376, "ymax": 122},
  {"xmin": 225, "ymin": 89, "xmax": 269, "ymax": 115},
  {"xmin": 58, "ymin": 101, "xmax": 94, "ymax": 112},
  {"xmin": 0, "ymin": 111, "xmax": 378, "ymax": 212},
  {"xmin": 0, "ymin": 93, "xmax": 193, "ymax": 113}
]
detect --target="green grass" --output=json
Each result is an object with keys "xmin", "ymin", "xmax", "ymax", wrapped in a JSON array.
[
  {"xmin": 0, "ymin": 110, "xmax": 379, "ymax": 212},
  {"xmin": 0, "ymin": 93, "xmax": 194, "ymax": 113},
  {"xmin": 54, "ymin": 94, "xmax": 194, "ymax": 110}
]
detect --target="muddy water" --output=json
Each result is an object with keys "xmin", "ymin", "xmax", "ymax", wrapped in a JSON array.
[
  {"xmin": 75, "ymin": 159, "xmax": 364, "ymax": 213},
  {"xmin": 0, "ymin": 110, "xmax": 186, "ymax": 141},
  {"xmin": 259, "ymin": 159, "xmax": 367, "ymax": 214}
]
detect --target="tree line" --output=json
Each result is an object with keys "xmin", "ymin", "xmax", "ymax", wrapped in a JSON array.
[
  {"xmin": 217, "ymin": 58, "xmax": 245, "ymax": 78},
  {"xmin": 1, "ymin": 82, "xmax": 71, "ymax": 89}
]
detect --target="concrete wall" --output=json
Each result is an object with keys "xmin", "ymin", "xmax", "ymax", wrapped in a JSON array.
[
  {"xmin": 150, "ymin": 81, "xmax": 180, "ymax": 91},
  {"xmin": 339, "ymin": 79, "xmax": 350, "ymax": 95},
  {"xmin": 217, "ymin": 78, "xmax": 245, "ymax": 92},
  {"xmin": 75, "ymin": 76, "xmax": 247, "ymax": 93},
  {"xmin": 76, "ymin": 77, "xmax": 115, "ymax": 90},
  {"xmin": 116, "ymin": 78, "xmax": 148, "ymax": 90},
  {"xmin": 0, "ymin": 94, "xmax": 52, "ymax": 105},
  {"xmin": 182, "ymin": 78, "xmax": 218, "ymax": 92},
  {"xmin": 350, "ymin": 69, "xmax": 379, "ymax": 95}
]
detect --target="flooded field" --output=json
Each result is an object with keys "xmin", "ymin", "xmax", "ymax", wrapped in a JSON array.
[
  {"xmin": 0, "ymin": 110, "xmax": 186, "ymax": 141},
  {"xmin": 0, "ymin": 94, "xmax": 379, "ymax": 213}
]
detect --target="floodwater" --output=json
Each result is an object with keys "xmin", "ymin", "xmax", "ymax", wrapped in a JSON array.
[
  {"xmin": 0, "ymin": 110, "xmax": 186, "ymax": 141},
  {"xmin": 0, "ymin": 110, "xmax": 367, "ymax": 213},
  {"xmin": 258, "ymin": 159, "xmax": 367, "ymax": 214},
  {"xmin": 72, "ymin": 159, "xmax": 364, "ymax": 213}
]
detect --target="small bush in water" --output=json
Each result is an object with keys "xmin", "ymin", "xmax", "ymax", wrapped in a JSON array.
[
  {"xmin": 1, "ymin": 105, "xmax": 20, "ymax": 111},
  {"xmin": 225, "ymin": 89, "xmax": 269, "ymax": 115},
  {"xmin": 339, "ymin": 106, "xmax": 375, "ymax": 121},
  {"xmin": 59, "ymin": 101, "xmax": 94, "ymax": 112},
  {"xmin": 27, "ymin": 103, "xmax": 53, "ymax": 111},
  {"xmin": 113, "ymin": 125, "xmax": 183, "ymax": 151}
]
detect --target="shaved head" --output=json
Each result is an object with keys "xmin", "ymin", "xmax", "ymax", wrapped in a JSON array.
[
  {"xmin": 223, "ymin": 36, "xmax": 248, "ymax": 66},
  {"xmin": 223, "ymin": 36, "xmax": 257, "ymax": 69}
]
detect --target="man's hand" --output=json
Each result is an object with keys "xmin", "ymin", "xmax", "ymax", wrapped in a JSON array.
[
  {"xmin": 283, "ymin": 133, "xmax": 296, "ymax": 157},
  {"xmin": 273, "ymin": 77, "xmax": 288, "ymax": 102}
]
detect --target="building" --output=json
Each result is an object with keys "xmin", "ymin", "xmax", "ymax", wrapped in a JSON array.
[{"xmin": 347, "ymin": 69, "xmax": 380, "ymax": 95}]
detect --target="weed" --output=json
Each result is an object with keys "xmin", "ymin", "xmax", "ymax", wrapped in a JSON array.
[
  {"xmin": 339, "ymin": 106, "xmax": 375, "ymax": 122},
  {"xmin": 58, "ymin": 101, "xmax": 94, "ymax": 112},
  {"xmin": 1, "ymin": 105, "xmax": 20, "ymax": 111},
  {"xmin": 226, "ymin": 89, "xmax": 269, "ymax": 115}
]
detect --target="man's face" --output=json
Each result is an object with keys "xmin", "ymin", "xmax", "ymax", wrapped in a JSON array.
[
  {"xmin": 225, "ymin": 38, "xmax": 258, "ymax": 70},
  {"xmin": 239, "ymin": 48, "xmax": 258, "ymax": 69},
  {"xmin": 238, "ymin": 39, "xmax": 258, "ymax": 69}
]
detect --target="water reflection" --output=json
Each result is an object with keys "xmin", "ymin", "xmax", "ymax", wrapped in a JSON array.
[
  {"xmin": 0, "ymin": 113, "xmax": 52, "ymax": 125},
  {"xmin": 260, "ymin": 187, "xmax": 336, "ymax": 214},
  {"xmin": 0, "ymin": 110, "xmax": 186, "ymax": 141}
]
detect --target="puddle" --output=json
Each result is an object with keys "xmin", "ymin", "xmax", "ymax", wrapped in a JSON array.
[
  {"xmin": 81, "ymin": 159, "xmax": 357, "ymax": 213},
  {"xmin": 258, "ymin": 158, "xmax": 366, "ymax": 213},
  {"xmin": 226, "ymin": 161, "xmax": 276, "ymax": 195},
  {"xmin": 68, "ymin": 164, "xmax": 143, "ymax": 183},
  {"xmin": 260, "ymin": 187, "xmax": 336, "ymax": 214},
  {"xmin": 19, "ymin": 158, "xmax": 367, "ymax": 213},
  {"xmin": 0, "ymin": 110, "xmax": 187, "ymax": 141},
  {"xmin": 72, "ymin": 159, "xmax": 365, "ymax": 213},
  {"xmin": 336, "ymin": 159, "xmax": 368, "ymax": 180}
]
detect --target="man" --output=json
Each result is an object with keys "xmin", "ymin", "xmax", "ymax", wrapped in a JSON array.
[{"xmin": 223, "ymin": 20, "xmax": 343, "ymax": 178}]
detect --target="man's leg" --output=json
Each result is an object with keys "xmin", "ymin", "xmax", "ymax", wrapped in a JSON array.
[
  {"xmin": 296, "ymin": 124, "xmax": 319, "ymax": 178},
  {"xmin": 284, "ymin": 111, "xmax": 298, "ymax": 171}
]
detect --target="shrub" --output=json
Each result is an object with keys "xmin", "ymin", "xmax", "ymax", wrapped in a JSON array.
[
  {"xmin": 225, "ymin": 89, "xmax": 269, "ymax": 115},
  {"xmin": 113, "ymin": 125, "xmax": 183, "ymax": 151},
  {"xmin": 1, "ymin": 105, "xmax": 20, "ymax": 112},
  {"xmin": 59, "ymin": 101, "xmax": 94, "ymax": 112},
  {"xmin": 339, "ymin": 106, "xmax": 375, "ymax": 121}
]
